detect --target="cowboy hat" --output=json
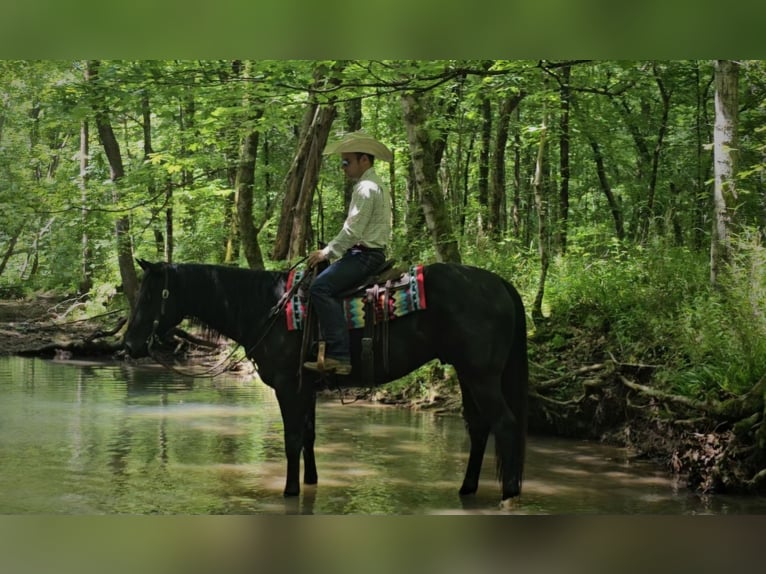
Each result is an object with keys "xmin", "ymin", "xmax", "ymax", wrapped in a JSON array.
[{"xmin": 323, "ymin": 130, "xmax": 393, "ymax": 163}]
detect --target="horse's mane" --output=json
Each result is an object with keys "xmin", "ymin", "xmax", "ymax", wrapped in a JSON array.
[{"xmin": 172, "ymin": 263, "xmax": 289, "ymax": 345}]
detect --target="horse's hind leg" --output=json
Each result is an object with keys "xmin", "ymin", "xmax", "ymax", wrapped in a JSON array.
[
  {"xmin": 457, "ymin": 379, "xmax": 489, "ymax": 496},
  {"xmin": 465, "ymin": 373, "xmax": 523, "ymax": 501},
  {"xmin": 500, "ymin": 354, "xmax": 528, "ymax": 501}
]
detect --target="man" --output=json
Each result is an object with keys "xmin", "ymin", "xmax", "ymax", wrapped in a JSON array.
[{"xmin": 303, "ymin": 131, "xmax": 393, "ymax": 376}]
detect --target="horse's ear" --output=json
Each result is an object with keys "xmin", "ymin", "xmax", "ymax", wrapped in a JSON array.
[{"xmin": 136, "ymin": 258, "xmax": 151, "ymax": 271}]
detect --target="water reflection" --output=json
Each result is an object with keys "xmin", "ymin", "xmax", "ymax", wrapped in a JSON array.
[{"xmin": 1, "ymin": 356, "xmax": 766, "ymax": 514}]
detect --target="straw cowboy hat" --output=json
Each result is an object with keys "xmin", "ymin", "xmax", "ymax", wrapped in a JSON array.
[{"xmin": 323, "ymin": 131, "xmax": 393, "ymax": 163}]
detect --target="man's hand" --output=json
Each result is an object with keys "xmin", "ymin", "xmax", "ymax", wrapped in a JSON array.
[{"xmin": 307, "ymin": 249, "xmax": 327, "ymax": 268}]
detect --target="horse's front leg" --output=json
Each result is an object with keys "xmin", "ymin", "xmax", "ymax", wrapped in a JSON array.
[
  {"xmin": 281, "ymin": 425, "xmax": 302, "ymax": 497},
  {"xmin": 302, "ymin": 391, "xmax": 318, "ymax": 485},
  {"xmin": 276, "ymin": 384, "xmax": 316, "ymax": 497}
]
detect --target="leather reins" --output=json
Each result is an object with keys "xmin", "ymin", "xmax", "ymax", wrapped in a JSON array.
[{"xmin": 144, "ymin": 258, "xmax": 309, "ymax": 379}]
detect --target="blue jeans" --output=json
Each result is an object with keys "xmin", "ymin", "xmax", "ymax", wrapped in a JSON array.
[{"xmin": 308, "ymin": 248, "xmax": 386, "ymax": 361}]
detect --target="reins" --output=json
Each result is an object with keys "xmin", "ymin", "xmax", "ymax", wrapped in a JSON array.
[
  {"xmin": 140, "ymin": 257, "xmax": 373, "ymax": 407},
  {"xmin": 145, "ymin": 256, "xmax": 309, "ymax": 379}
]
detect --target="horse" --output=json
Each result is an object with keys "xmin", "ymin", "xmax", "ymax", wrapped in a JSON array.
[{"xmin": 123, "ymin": 258, "xmax": 529, "ymax": 504}]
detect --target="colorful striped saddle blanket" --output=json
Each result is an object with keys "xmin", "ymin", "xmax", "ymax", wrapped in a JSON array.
[{"xmin": 285, "ymin": 264, "xmax": 427, "ymax": 331}]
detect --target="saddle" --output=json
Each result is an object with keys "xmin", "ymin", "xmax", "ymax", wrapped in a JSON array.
[
  {"xmin": 285, "ymin": 259, "xmax": 425, "ymax": 387},
  {"xmin": 337, "ymin": 259, "xmax": 404, "ymax": 298},
  {"xmin": 336, "ymin": 259, "xmax": 407, "ymax": 384}
]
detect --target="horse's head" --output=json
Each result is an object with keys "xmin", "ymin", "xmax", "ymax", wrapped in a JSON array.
[{"xmin": 123, "ymin": 258, "xmax": 184, "ymax": 358}]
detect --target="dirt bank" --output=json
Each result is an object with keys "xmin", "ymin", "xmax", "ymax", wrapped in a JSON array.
[
  {"xmin": 0, "ymin": 295, "xmax": 125, "ymax": 358},
  {"xmin": 524, "ymin": 316, "xmax": 766, "ymax": 495}
]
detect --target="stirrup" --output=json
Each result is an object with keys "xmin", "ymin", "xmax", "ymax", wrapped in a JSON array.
[{"xmin": 317, "ymin": 341, "xmax": 326, "ymax": 371}]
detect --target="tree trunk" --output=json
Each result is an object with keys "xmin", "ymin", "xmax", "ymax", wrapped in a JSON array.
[
  {"xmin": 710, "ymin": 60, "xmax": 740, "ymax": 286},
  {"xmin": 401, "ymin": 161, "xmax": 424, "ymax": 261},
  {"xmin": 558, "ymin": 65, "xmax": 571, "ymax": 254},
  {"xmin": 0, "ymin": 225, "xmax": 23, "ymax": 277},
  {"xmin": 460, "ymin": 134, "xmax": 475, "ymax": 235},
  {"xmin": 79, "ymin": 119, "xmax": 93, "ymax": 293},
  {"xmin": 588, "ymin": 135, "xmax": 625, "ymax": 240},
  {"xmin": 226, "ymin": 61, "xmax": 266, "ymax": 270},
  {"xmin": 641, "ymin": 64, "xmax": 672, "ymax": 243},
  {"xmin": 224, "ymin": 188, "xmax": 240, "ymax": 263},
  {"xmin": 512, "ymin": 113, "xmax": 522, "ymax": 239},
  {"xmin": 694, "ymin": 63, "xmax": 715, "ymax": 251},
  {"xmin": 532, "ymin": 112, "xmax": 549, "ymax": 323},
  {"xmin": 669, "ymin": 181, "xmax": 684, "ymax": 246},
  {"xmin": 401, "ymin": 92, "xmax": 461, "ymax": 263},
  {"xmin": 389, "ymin": 147, "xmax": 397, "ymax": 230},
  {"xmin": 271, "ymin": 63, "xmax": 343, "ymax": 260},
  {"xmin": 612, "ymin": 93, "xmax": 651, "ymax": 242},
  {"xmin": 271, "ymin": 103, "xmax": 337, "ymax": 260},
  {"xmin": 235, "ymin": 127, "xmax": 265, "ymax": 270},
  {"xmin": 86, "ymin": 60, "xmax": 138, "ymax": 309},
  {"xmin": 477, "ymin": 95, "xmax": 491, "ymax": 232},
  {"xmin": 343, "ymin": 97, "xmax": 362, "ymax": 210},
  {"xmin": 490, "ymin": 92, "xmax": 525, "ymax": 238},
  {"xmin": 141, "ymin": 91, "xmax": 165, "ymax": 261},
  {"xmin": 489, "ymin": 96, "xmax": 508, "ymax": 237},
  {"xmin": 179, "ymin": 78, "xmax": 197, "ymax": 231}
]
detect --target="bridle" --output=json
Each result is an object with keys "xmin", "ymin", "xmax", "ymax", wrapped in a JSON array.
[
  {"xmin": 142, "ymin": 258, "xmax": 309, "ymax": 379},
  {"xmin": 145, "ymin": 266, "xmax": 171, "ymax": 354}
]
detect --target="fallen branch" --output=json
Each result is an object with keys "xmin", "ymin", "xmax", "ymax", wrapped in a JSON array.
[
  {"xmin": 535, "ymin": 363, "xmax": 608, "ymax": 389},
  {"xmin": 619, "ymin": 375, "xmax": 710, "ymax": 412},
  {"xmin": 746, "ymin": 468, "xmax": 766, "ymax": 489},
  {"xmin": 85, "ymin": 316, "xmax": 127, "ymax": 342},
  {"xmin": 59, "ymin": 308, "xmax": 125, "ymax": 325},
  {"xmin": 607, "ymin": 351, "xmax": 660, "ymax": 371},
  {"xmin": 619, "ymin": 375, "xmax": 766, "ymax": 425},
  {"xmin": 530, "ymin": 377, "xmax": 610, "ymax": 407},
  {"xmin": 672, "ymin": 417, "xmax": 710, "ymax": 427},
  {"xmin": 529, "ymin": 390, "xmax": 583, "ymax": 407}
]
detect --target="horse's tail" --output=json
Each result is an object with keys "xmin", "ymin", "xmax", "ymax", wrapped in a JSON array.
[{"xmin": 497, "ymin": 279, "xmax": 529, "ymax": 495}]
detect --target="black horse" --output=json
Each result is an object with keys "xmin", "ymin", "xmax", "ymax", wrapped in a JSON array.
[{"xmin": 123, "ymin": 259, "xmax": 529, "ymax": 504}]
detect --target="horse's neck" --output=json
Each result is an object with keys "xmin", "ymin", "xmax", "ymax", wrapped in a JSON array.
[{"xmin": 181, "ymin": 267, "xmax": 283, "ymax": 346}]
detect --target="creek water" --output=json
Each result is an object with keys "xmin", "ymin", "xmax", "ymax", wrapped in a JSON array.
[{"xmin": 2, "ymin": 356, "xmax": 765, "ymax": 515}]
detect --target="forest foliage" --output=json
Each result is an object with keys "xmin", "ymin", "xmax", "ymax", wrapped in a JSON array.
[{"xmin": 1, "ymin": 59, "xmax": 765, "ymax": 409}]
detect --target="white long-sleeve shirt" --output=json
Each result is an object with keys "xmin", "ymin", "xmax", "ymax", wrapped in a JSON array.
[{"xmin": 321, "ymin": 167, "xmax": 391, "ymax": 259}]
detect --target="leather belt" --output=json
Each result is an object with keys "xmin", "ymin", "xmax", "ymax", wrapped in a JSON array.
[{"xmin": 351, "ymin": 244, "xmax": 384, "ymax": 252}]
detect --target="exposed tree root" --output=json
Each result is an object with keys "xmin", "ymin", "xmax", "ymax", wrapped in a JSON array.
[{"xmin": 530, "ymin": 357, "xmax": 766, "ymax": 495}]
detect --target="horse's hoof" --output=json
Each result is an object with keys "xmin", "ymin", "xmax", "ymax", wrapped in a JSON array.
[
  {"xmin": 458, "ymin": 484, "xmax": 477, "ymax": 496},
  {"xmin": 283, "ymin": 489, "xmax": 300, "ymax": 497},
  {"xmin": 499, "ymin": 497, "xmax": 520, "ymax": 511},
  {"xmin": 304, "ymin": 470, "xmax": 318, "ymax": 484}
]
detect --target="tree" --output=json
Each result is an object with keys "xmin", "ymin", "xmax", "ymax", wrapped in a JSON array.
[
  {"xmin": 342, "ymin": 97, "xmax": 362, "ymax": 209},
  {"xmin": 588, "ymin": 134, "xmax": 626, "ymax": 240},
  {"xmin": 710, "ymin": 60, "xmax": 740, "ymax": 286},
  {"xmin": 78, "ymin": 118, "xmax": 92, "ymax": 293},
  {"xmin": 85, "ymin": 60, "xmax": 138, "ymax": 308},
  {"xmin": 489, "ymin": 91, "xmax": 525, "ymax": 238},
  {"xmin": 531, "ymin": 108, "xmax": 550, "ymax": 322},
  {"xmin": 272, "ymin": 63, "xmax": 341, "ymax": 261},
  {"xmin": 401, "ymin": 91, "xmax": 461, "ymax": 263},
  {"xmin": 271, "ymin": 102, "xmax": 337, "ymax": 260},
  {"xmin": 232, "ymin": 61, "xmax": 266, "ymax": 270},
  {"xmin": 557, "ymin": 64, "xmax": 571, "ymax": 253},
  {"xmin": 477, "ymin": 94, "xmax": 492, "ymax": 233}
]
